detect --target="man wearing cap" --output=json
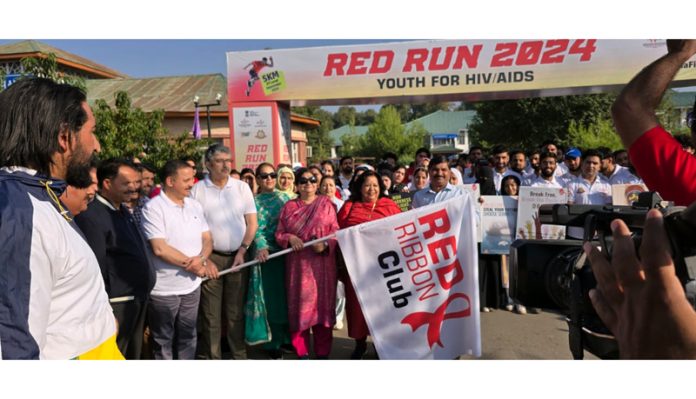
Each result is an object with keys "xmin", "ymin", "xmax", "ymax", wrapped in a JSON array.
[{"xmin": 559, "ymin": 147, "xmax": 583, "ymax": 186}]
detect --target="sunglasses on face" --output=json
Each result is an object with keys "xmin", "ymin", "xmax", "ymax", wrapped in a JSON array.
[
  {"xmin": 258, "ymin": 172, "xmax": 277, "ymax": 180},
  {"xmin": 297, "ymin": 176, "xmax": 318, "ymax": 185}
]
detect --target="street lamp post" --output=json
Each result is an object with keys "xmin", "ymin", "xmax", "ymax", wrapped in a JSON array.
[{"xmin": 193, "ymin": 93, "xmax": 222, "ymax": 139}]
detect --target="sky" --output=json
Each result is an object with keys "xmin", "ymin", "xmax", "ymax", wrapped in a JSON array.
[{"xmin": 0, "ymin": 39, "xmax": 406, "ymax": 79}]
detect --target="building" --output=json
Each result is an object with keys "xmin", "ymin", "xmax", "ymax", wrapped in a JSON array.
[
  {"xmin": 0, "ymin": 40, "xmax": 319, "ymax": 166},
  {"xmin": 405, "ymin": 110, "xmax": 476, "ymax": 156}
]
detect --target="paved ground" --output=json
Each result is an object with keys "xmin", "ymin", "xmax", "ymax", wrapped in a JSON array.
[{"xmin": 245, "ymin": 307, "xmax": 599, "ymax": 360}]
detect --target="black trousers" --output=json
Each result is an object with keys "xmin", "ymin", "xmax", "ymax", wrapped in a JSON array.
[
  {"xmin": 478, "ymin": 252, "xmax": 505, "ymax": 309},
  {"xmin": 112, "ymin": 297, "xmax": 148, "ymax": 359}
]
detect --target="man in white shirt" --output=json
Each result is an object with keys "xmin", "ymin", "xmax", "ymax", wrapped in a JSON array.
[
  {"xmin": 191, "ymin": 144, "xmax": 258, "ymax": 360},
  {"xmin": 540, "ymin": 140, "xmax": 569, "ymax": 177},
  {"xmin": 491, "ymin": 145, "xmax": 522, "ymax": 194},
  {"xmin": 566, "ymin": 149, "xmax": 612, "ymax": 205},
  {"xmin": 559, "ymin": 147, "xmax": 583, "ymax": 187},
  {"xmin": 142, "ymin": 160, "xmax": 217, "ymax": 360},
  {"xmin": 599, "ymin": 149, "xmax": 642, "ymax": 185},
  {"xmin": 529, "ymin": 151, "xmax": 565, "ymax": 189}
]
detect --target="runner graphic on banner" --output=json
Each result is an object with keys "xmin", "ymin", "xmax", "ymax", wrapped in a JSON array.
[{"xmin": 336, "ymin": 195, "xmax": 480, "ymax": 359}]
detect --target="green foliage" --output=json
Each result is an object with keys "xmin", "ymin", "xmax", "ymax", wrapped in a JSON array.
[
  {"xmin": 349, "ymin": 106, "xmax": 427, "ymax": 164},
  {"xmin": 332, "ymin": 106, "xmax": 357, "ymax": 127},
  {"xmin": 470, "ymin": 94, "xmax": 615, "ymax": 149},
  {"xmin": 20, "ymin": 53, "xmax": 86, "ymax": 91},
  {"xmin": 93, "ymin": 91, "xmax": 207, "ymax": 171},
  {"xmin": 566, "ymin": 118, "xmax": 623, "ymax": 151},
  {"xmin": 392, "ymin": 102, "xmax": 451, "ymax": 122},
  {"xmin": 356, "ymin": 109, "xmax": 377, "ymax": 125},
  {"xmin": 292, "ymin": 105, "xmax": 334, "ymax": 163},
  {"xmin": 338, "ymin": 129, "xmax": 362, "ymax": 157}
]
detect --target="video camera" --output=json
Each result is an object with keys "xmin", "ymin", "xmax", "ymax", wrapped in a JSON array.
[{"xmin": 509, "ymin": 193, "xmax": 696, "ymax": 359}]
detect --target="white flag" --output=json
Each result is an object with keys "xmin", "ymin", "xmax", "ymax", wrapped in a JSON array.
[{"xmin": 336, "ymin": 195, "xmax": 481, "ymax": 359}]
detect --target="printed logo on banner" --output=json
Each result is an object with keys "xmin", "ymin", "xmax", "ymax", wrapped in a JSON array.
[
  {"xmin": 335, "ymin": 196, "xmax": 481, "ymax": 359},
  {"xmin": 261, "ymin": 70, "xmax": 286, "ymax": 95}
]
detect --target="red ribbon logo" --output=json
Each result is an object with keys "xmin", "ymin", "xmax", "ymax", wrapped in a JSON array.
[{"xmin": 400, "ymin": 293, "xmax": 471, "ymax": 348}]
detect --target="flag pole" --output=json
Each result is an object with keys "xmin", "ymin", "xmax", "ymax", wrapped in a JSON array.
[{"xmin": 202, "ymin": 233, "xmax": 337, "ymax": 282}]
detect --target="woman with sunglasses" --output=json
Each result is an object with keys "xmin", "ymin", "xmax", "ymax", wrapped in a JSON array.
[
  {"xmin": 244, "ymin": 163, "xmax": 292, "ymax": 358},
  {"xmin": 276, "ymin": 166, "xmax": 296, "ymax": 198},
  {"xmin": 275, "ymin": 168, "xmax": 339, "ymax": 359},
  {"xmin": 336, "ymin": 170, "xmax": 401, "ymax": 359}
]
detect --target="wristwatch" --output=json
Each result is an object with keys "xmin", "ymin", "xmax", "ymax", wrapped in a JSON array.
[{"xmin": 240, "ymin": 242, "xmax": 250, "ymax": 251}]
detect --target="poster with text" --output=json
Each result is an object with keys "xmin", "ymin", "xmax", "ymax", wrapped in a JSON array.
[
  {"xmin": 481, "ymin": 195, "xmax": 518, "ymax": 255},
  {"xmin": 336, "ymin": 196, "xmax": 480, "ymax": 359},
  {"xmin": 231, "ymin": 106, "xmax": 274, "ymax": 170},
  {"xmin": 516, "ymin": 186, "xmax": 567, "ymax": 240}
]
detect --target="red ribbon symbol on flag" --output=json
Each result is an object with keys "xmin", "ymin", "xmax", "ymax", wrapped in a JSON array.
[{"xmin": 400, "ymin": 293, "xmax": 471, "ymax": 348}]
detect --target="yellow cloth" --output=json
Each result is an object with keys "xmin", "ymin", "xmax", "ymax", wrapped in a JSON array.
[{"xmin": 75, "ymin": 334, "xmax": 125, "ymax": 360}]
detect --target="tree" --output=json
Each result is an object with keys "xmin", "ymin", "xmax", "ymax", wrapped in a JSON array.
[
  {"xmin": 356, "ymin": 109, "xmax": 377, "ymax": 125},
  {"xmin": 392, "ymin": 102, "xmax": 451, "ymax": 122},
  {"xmin": 566, "ymin": 119, "xmax": 623, "ymax": 150},
  {"xmin": 354, "ymin": 106, "xmax": 427, "ymax": 164},
  {"xmin": 93, "ymin": 91, "xmax": 206, "ymax": 170},
  {"xmin": 20, "ymin": 53, "xmax": 86, "ymax": 91},
  {"xmin": 292, "ymin": 106, "xmax": 334, "ymax": 163},
  {"xmin": 470, "ymin": 94, "xmax": 615, "ymax": 149},
  {"xmin": 332, "ymin": 106, "xmax": 357, "ymax": 127},
  {"xmin": 0, "ymin": 52, "xmax": 86, "ymax": 92}
]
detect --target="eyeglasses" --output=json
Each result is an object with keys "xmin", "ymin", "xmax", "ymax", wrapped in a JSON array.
[
  {"xmin": 297, "ymin": 176, "xmax": 318, "ymax": 185},
  {"xmin": 258, "ymin": 172, "xmax": 277, "ymax": 180}
]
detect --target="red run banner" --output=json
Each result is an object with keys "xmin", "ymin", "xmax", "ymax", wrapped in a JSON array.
[{"xmin": 336, "ymin": 195, "xmax": 481, "ymax": 359}]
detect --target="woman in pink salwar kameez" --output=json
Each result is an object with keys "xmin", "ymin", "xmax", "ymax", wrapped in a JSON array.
[{"xmin": 275, "ymin": 168, "xmax": 339, "ymax": 359}]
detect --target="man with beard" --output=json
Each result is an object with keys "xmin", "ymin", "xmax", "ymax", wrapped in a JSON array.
[
  {"xmin": 598, "ymin": 148, "xmax": 642, "ymax": 185},
  {"xmin": 75, "ymin": 158, "xmax": 156, "ymax": 359},
  {"xmin": 491, "ymin": 145, "xmax": 522, "ymax": 194},
  {"xmin": 540, "ymin": 140, "xmax": 568, "ymax": 177},
  {"xmin": 524, "ymin": 149, "xmax": 541, "ymax": 177},
  {"xmin": 613, "ymin": 149, "xmax": 630, "ymax": 168},
  {"xmin": 559, "ymin": 147, "xmax": 582, "ymax": 186},
  {"xmin": 337, "ymin": 156, "xmax": 354, "ymax": 199},
  {"xmin": 410, "ymin": 155, "xmax": 465, "ymax": 208},
  {"xmin": 529, "ymin": 152, "xmax": 565, "ymax": 188},
  {"xmin": 509, "ymin": 149, "xmax": 534, "ymax": 185},
  {"xmin": 0, "ymin": 78, "xmax": 120, "ymax": 359},
  {"xmin": 566, "ymin": 149, "xmax": 612, "ymax": 205}
]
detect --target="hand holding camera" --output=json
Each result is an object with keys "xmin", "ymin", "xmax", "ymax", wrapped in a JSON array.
[{"xmin": 586, "ymin": 208, "xmax": 696, "ymax": 359}]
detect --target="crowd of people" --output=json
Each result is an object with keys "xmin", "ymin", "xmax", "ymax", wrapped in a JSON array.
[{"xmin": 2, "ymin": 40, "xmax": 696, "ymax": 361}]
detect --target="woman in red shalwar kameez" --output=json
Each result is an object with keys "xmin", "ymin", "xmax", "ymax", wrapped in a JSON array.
[
  {"xmin": 336, "ymin": 170, "xmax": 401, "ymax": 359},
  {"xmin": 275, "ymin": 168, "xmax": 339, "ymax": 359}
]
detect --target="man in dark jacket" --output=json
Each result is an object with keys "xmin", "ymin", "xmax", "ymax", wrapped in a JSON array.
[{"xmin": 75, "ymin": 158, "xmax": 156, "ymax": 359}]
